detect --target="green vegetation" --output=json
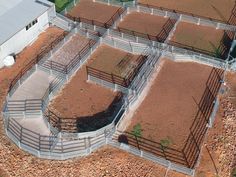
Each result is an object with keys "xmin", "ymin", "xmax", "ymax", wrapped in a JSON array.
[
  {"xmin": 49, "ymin": 0, "xmax": 70, "ymax": 12},
  {"xmin": 214, "ymin": 48, "xmax": 222, "ymax": 58},
  {"xmin": 55, "ymin": 0, "xmax": 70, "ymax": 12},
  {"xmin": 131, "ymin": 123, "xmax": 142, "ymax": 149},
  {"xmin": 160, "ymin": 137, "xmax": 172, "ymax": 149},
  {"xmin": 131, "ymin": 123, "xmax": 142, "ymax": 138}
]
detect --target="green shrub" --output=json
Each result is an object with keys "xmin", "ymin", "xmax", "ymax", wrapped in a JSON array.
[
  {"xmin": 55, "ymin": 0, "xmax": 70, "ymax": 12},
  {"xmin": 131, "ymin": 123, "xmax": 142, "ymax": 138},
  {"xmin": 160, "ymin": 137, "xmax": 172, "ymax": 149}
]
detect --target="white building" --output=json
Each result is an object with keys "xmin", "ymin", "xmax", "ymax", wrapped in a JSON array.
[{"xmin": 0, "ymin": 0, "xmax": 56, "ymax": 68}]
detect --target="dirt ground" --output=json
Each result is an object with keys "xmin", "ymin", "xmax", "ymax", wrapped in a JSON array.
[
  {"xmin": 127, "ymin": 58, "xmax": 214, "ymax": 150},
  {"xmin": 0, "ymin": 141, "xmax": 172, "ymax": 177},
  {"xmin": 68, "ymin": 0, "xmax": 120, "ymax": 24},
  {"xmin": 117, "ymin": 12, "xmax": 169, "ymax": 37},
  {"xmin": 169, "ymin": 22, "xmax": 229, "ymax": 57},
  {"xmin": 139, "ymin": 0, "xmax": 235, "ymax": 23},
  {"xmin": 88, "ymin": 45, "xmax": 140, "ymax": 78},
  {"xmin": 194, "ymin": 72, "xmax": 236, "ymax": 177},
  {"xmin": 51, "ymin": 33, "xmax": 93, "ymax": 65},
  {"xmin": 49, "ymin": 63, "xmax": 119, "ymax": 119},
  {"xmin": 0, "ymin": 26, "xmax": 64, "ymax": 109}
]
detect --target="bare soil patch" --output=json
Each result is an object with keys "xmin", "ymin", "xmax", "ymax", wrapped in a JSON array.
[
  {"xmin": 68, "ymin": 0, "xmax": 120, "ymax": 24},
  {"xmin": 169, "ymin": 22, "xmax": 233, "ymax": 58},
  {"xmin": 88, "ymin": 44, "xmax": 140, "ymax": 78},
  {"xmin": 117, "ymin": 12, "xmax": 169, "ymax": 37},
  {"xmin": 126, "ymin": 58, "xmax": 213, "ymax": 149},
  {"xmin": 49, "ymin": 61, "xmax": 121, "ymax": 131},
  {"xmin": 139, "ymin": 0, "xmax": 235, "ymax": 24}
]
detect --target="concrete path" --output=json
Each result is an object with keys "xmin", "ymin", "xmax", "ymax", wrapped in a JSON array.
[
  {"xmin": 10, "ymin": 70, "xmax": 54, "ymax": 100},
  {"xmin": 14, "ymin": 117, "xmax": 51, "ymax": 136}
]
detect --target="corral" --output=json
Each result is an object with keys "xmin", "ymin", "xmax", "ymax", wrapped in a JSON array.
[
  {"xmin": 67, "ymin": 0, "xmax": 124, "ymax": 28},
  {"xmin": 1, "ymin": 0, "xmax": 234, "ymax": 176},
  {"xmin": 87, "ymin": 44, "xmax": 146, "ymax": 88},
  {"xmin": 48, "ymin": 63, "xmax": 122, "ymax": 132},
  {"xmin": 49, "ymin": 34, "xmax": 94, "ymax": 65},
  {"xmin": 117, "ymin": 11, "xmax": 176, "ymax": 42},
  {"xmin": 138, "ymin": 0, "xmax": 236, "ymax": 24},
  {"xmin": 168, "ymin": 22, "xmax": 235, "ymax": 59},
  {"xmin": 116, "ymin": 58, "xmax": 223, "ymax": 168}
]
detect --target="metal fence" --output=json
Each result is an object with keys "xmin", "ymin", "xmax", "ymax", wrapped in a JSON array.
[
  {"xmin": 94, "ymin": 0, "xmax": 136, "ymax": 7},
  {"xmin": 44, "ymin": 93, "xmax": 124, "ymax": 133},
  {"xmin": 86, "ymin": 54, "xmax": 147, "ymax": 88},
  {"xmin": 116, "ymin": 18, "xmax": 177, "ymax": 43},
  {"xmin": 105, "ymin": 27, "xmax": 227, "ymax": 69},
  {"xmin": 168, "ymin": 30, "xmax": 234, "ymax": 60},
  {"xmin": 108, "ymin": 139, "xmax": 194, "ymax": 176},
  {"xmin": 8, "ymin": 32, "xmax": 67, "ymax": 95},
  {"xmin": 113, "ymin": 67, "xmax": 223, "ymax": 172},
  {"xmin": 60, "ymin": 0, "xmax": 80, "ymax": 15},
  {"xmin": 67, "ymin": 7, "xmax": 124, "ymax": 29},
  {"xmin": 4, "ymin": 73, "xmax": 66, "ymax": 118},
  {"xmin": 165, "ymin": 45, "xmax": 227, "ymax": 69},
  {"xmin": 4, "ymin": 116, "xmax": 109, "ymax": 160},
  {"xmin": 137, "ymin": 2, "xmax": 236, "ymax": 31},
  {"xmin": 38, "ymin": 27, "xmax": 98, "ymax": 77}
]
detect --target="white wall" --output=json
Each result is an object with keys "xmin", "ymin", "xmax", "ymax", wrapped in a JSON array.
[{"xmin": 0, "ymin": 10, "xmax": 51, "ymax": 68}]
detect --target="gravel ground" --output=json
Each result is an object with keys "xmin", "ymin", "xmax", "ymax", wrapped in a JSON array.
[{"xmin": 51, "ymin": 34, "xmax": 92, "ymax": 65}]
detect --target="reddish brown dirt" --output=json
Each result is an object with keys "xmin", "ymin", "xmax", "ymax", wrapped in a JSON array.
[
  {"xmin": 68, "ymin": 0, "xmax": 120, "ymax": 24},
  {"xmin": 127, "ymin": 58, "xmax": 213, "ymax": 149},
  {"xmin": 0, "ymin": 26, "xmax": 64, "ymax": 109},
  {"xmin": 166, "ymin": 171, "xmax": 187, "ymax": 177},
  {"xmin": 194, "ymin": 72, "xmax": 236, "ymax": 177},
  {"xmin": 139, "ymin": 0, "xmax": 235, "ymax": 23},
  {"xmin": 0, "ymin": 139, "xmax": 171, "ymax": 177},
  {"xmin": 88, "ymin": 44, "xmax": 140, "ymax": 78},
  {"xmin": 225, "ymin": 71, "xmax": 236, "ymax": 105},
  {"xmin": 194, "ymin": 110, "xmax": 223, "ymax": 177},
  {"xmin": 118, "ymin": 12, "xmax": 169, "ymax": 36},
  {"xmin": 49, "ymin": 64, "xmax": 119, "ymax": 119},
  {"xmin": 169, "ymin": 22, "xmax": 226, "ymax": 56}
]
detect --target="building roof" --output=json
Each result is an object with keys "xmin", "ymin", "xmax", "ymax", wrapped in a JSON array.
[{"xmin": 0, "ymin": 0, "xmax": 52, "ymax": 45}]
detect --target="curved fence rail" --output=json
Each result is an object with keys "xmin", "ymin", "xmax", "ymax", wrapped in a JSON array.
[
  {"xmin": 45, "ymin": 93, "xmax": 124, "ymax": 133},
  {"xmin": 5, "ymin": 117, "xmax": 107, "ymax": 159}
]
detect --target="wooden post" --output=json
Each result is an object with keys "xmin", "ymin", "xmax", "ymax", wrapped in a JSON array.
[{"xmin": 182, "ymin": 149, "xmax": 191, "ymax": 168}]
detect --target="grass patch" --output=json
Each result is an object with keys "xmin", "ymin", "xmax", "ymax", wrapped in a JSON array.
[
  {"xmin": 56, "ymin": 0, "xmax": 70, "ymax": 12},
  {"xmin": 49, "ymin": 0, "xmax": 71, "ymax": 12}
]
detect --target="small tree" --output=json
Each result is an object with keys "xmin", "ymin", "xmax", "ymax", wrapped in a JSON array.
[{"xmin": 131, "ymin": 123, "xmax": 142, "ymax": 149}]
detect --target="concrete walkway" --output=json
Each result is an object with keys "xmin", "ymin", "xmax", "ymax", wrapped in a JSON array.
[
  {"xmin": 10, "ymin": 70, "xmax": 54, "ymax": 100},
  {"xmin": 14, "ymin": 117, "xmax": 51, "ymax": 136}
]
